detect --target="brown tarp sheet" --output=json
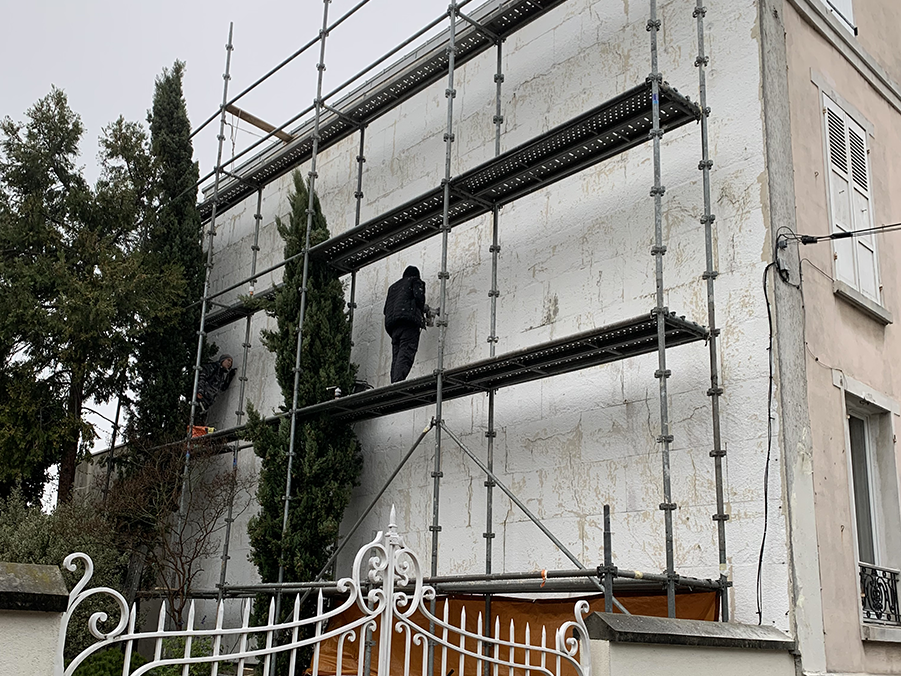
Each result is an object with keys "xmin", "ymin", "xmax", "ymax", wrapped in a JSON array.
[{"xmin": 312, "ymin": 591, "xmax": 717, "ymax": 675}]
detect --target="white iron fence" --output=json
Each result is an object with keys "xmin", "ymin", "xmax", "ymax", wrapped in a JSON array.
[{"xmin": 57, "ymin": 507, "xmax": 591, "ymax": 676}]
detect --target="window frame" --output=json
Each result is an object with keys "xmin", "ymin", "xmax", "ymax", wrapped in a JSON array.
[
  {"xmin": 847, "ymin": 406, "xmax": 882, "ymax": 566},
  {"xmin": 821, "ymin": 92, "xmax": 882, "ymax": 305},
  {"xmin": 823, "ymin": 0, "xmax": 857, "ymax": 34}
]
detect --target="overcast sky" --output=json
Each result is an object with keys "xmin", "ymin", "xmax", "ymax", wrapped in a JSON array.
[
  {"xmin": 2, "ymin": 0, "xmax": 449, "ymax": 185},
  {"xmin": 1, "ymin": 0, "xmax": 451, "ymax": 461}
]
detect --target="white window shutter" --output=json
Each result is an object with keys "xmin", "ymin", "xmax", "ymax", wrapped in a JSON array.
[
  {"xmin": 824, "ymin": 96, "xmax": 856, "ymax": 286},
  {"xmin": 848, "ymin": 120, "xmax": 879, "ymax": 300},
  {"xmin": 826, "ymin": 0, "xmax": 855, "ymax": 30}
]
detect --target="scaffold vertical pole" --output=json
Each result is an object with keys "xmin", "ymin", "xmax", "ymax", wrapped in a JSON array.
[
  {"xmin": 647, "ymin": 0, "xmax": 676, "ymax": 617},
  {"xmin": 484, "ymin": 37, "xmax": 504, "ymax": 676},
  {"xmin": 431, "ymin": 0, "xmax": 457, "ymax": 580},
  {"xmin": 429, "ymin": 4, "xmax": 457, "ymax": 674},
  {"xmin": 694, "ymin": 0, "xmax": 729, "ymax": 621},
  {"xmin": 348, "ymin": 126, "xmax": 366, "ymax": 334},
  {"xmin": 604, "ymin": 504, "xmax": 614, "ymax": 613},
  {"xmin": 181, "ymin": 22, "xmax": 234, "ymax": 524},
  {"xmin": 218, "ymin": 186, "xmax": 264, "ymax": 598},
  {"xmin": 102, "ymin": 397, "xmax": 122, "ymax": 502},
  {"xmin": 351, "ymin": 120, "xmax": 370, "ymax": 676},
  {"xmin": 276, "ymin": 0, "xmax": 332, "ymax": 622}
]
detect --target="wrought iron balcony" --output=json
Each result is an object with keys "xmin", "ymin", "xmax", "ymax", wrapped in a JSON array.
[{"xmin": 860, "ymin": 562, "xmax": 901, "ymax": 625}]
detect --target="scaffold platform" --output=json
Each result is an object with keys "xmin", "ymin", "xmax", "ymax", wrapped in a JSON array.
[
  {"xmin": 199, "ymin": 0, "xmax": 571, "ymax": 221},
  {"xmin": 311, "ymin": 81, "xmax": 700, "ymax": 271},
  {"xmin": 293, "ymin": 312, "xmax": 706, "ymax": 424},
  {"xmin": 204, "ymin": 81, "xmax": 699, "ymax": 330}
]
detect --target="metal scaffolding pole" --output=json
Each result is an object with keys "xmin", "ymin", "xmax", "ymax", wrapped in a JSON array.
[
  {"xmin": 647, "ymin": 0, "xmax": 677, "ymax": 617},
  {"xmin": 102, "ymin": 397, "xmax": 122, "ymax": 502},
  {"xmin": 603, "ymin": 505, "xmax": 614, "ymax": 612},
  {"xmin": 428, "ymin": 6, "xmax": 458, "ymax": 674},
  {"xmin": 219, "ymin": 563, "xmax": 720, "ymax": 596},
  {"xmin": 693, "ymin": 0, "xmax": 729, "ymax": 621},
  {"xmin": 181, "ymin": 23, "xmax": 234, "ymax": 524},
  {"xmin": 277, "ymin": 0, "xmax": 332, "ymax": 602},
  {"xmin": 483, "ymin": 38, "xmax": 504, "ymax": 673},
  {"xmin": 430, "ymin": 0, "xmax": 458, "ymax": 580},
  {"xmin": 217, "ymin": 186, "xmax": 264, "ymax": 598},
  {"xmin": 348, "ymin": 126, "xmax": 366, "ymax": 335}
]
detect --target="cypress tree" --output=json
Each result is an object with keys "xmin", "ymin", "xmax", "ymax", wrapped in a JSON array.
[
  {"xmin": 131, "ymin": 61, "xmax": 203, "ymax": 444},
  {"xmin": 247, "ymin": 170, "xmax": 363, "ymax": 587}
]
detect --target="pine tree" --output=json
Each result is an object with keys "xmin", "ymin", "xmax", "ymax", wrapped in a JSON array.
[
  {"xmin": 131, "ymin": 61, "xmax": 203, "ymax": 444},
  {"xmin": 247, "ymin": 170, "xmax": 363, "ymax": 586}
]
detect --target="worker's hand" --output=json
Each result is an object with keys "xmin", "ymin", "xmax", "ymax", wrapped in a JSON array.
[{"xmin": 197, "ymin": 393, "xmax": 203, "ymax": 400}]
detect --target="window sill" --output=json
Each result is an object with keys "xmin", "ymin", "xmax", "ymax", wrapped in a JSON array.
[
  {"xmin": 861, "ymin": 623, "xmax": 901, "ymax": 643},
  {"xmin": 834, "ymin": 281, "xmax": 893, "ymax": 325}
]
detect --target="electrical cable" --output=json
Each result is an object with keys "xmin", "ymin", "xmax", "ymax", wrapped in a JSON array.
[
  {"xmin": 781, "ymin": 221, "xmax": 901, "ymax": 245},
  {"xmin": 757, "ymin": 262, "xmax": 776, "ymax": 625}
]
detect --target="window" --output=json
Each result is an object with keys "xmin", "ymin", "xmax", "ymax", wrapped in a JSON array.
[
  {"xmin": 823, "ymin": 95, "xmax": 880, "ymax": 303},
  {"xmin": 844, "ymin": 395, "xmax": 901, "ymax": 625},
  {"xmin": 824, "ymin": 0, "xmax": 856, "ymax": 33},
  {"xmin": 849, "ymin": 412, "xmax": 878, "ymax": 565}
]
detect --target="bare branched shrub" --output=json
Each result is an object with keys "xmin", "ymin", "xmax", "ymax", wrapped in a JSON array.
[{"xmin": 104, "ymin": 438, "xmax": 255, "ymax": 627}]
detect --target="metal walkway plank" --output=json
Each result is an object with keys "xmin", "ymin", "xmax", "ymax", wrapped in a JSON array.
[
  {"xmin": 202, "ymin": 82, "xmax": 700, "ymax": 331},
  {"xmin": 295, "ymin": 312, "xmax": 707, "ymax": 424},
  {"xmin": 311, "ymin": 81, "xmax": 700, "ymax": 271},
  {"xmin": 199, "ymin": 0, "xmax": 570, "ymax": 221}
]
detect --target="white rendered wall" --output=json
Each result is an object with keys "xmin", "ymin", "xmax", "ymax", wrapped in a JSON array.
[
  {"xmin": 588, "ymin": 640, "xmax": 796, "ymax": 676},
  {"xmin": 0, "ymin": 610, "xmax": 62, "ymax": 676},
  {"xmin": 202, "ymin": 0, "xmax": 790, "ymax": 629}
]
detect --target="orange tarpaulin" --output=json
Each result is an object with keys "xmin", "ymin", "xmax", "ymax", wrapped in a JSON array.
[{"xmin": 312, "ymin": 591, "xmax": 717, "ymax": 676}]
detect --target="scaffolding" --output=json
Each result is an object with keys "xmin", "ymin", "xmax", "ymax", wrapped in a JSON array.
[{"xmin": 162, "ymin": 0, "xmax": 729, "ymax": 630}]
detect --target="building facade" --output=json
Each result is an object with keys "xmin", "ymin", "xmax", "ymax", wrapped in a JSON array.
[{"xmin": 77, "ymin": 0, "xmax": 901, "ymax": 673}]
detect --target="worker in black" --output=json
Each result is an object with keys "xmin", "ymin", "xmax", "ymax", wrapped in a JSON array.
[
  {"xmin": 384, "ymin": 266, "xmax": 426, "ymax": 383},
  {"xmin": 195, "ymin": 353, "xmax": 237, "ymax": 416}
]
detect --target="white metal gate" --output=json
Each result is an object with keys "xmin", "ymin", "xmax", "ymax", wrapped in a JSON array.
[{"xmin": 57, "ymin": 507, "xmax": 591, "ymax": 676}]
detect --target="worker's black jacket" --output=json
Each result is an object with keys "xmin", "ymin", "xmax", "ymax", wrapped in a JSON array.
[
  {"xmin": 384, "ymin": 276, "xmax": 426, "ymax": 333},
  {"xmin": 197, "ymin": 357, "xmax": 236, "ymax": 404}
]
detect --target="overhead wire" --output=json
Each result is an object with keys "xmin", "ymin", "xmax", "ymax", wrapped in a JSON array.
[{"xmin": 779, "ymin": 221, "xmax": 901, "ymax": 244}]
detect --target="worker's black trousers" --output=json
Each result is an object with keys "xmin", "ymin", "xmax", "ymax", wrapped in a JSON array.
[{"xmin": 389, "ymin": 323, "xmax": 421, "ymax": 383}]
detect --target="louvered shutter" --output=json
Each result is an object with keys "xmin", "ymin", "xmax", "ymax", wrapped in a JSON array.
[
  {"xmin": 848, "ymin": 120, "xmax": 878, "ymax": 299},
  {"xmin": 823, "ymin": 95, "xmax": 879, "ymax": 301},
  {"xmin": 824, "ymin": 96, "xmax": 856, "ymax": 287}
]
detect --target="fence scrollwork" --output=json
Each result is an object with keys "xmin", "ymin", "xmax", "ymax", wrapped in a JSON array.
[{"xmin": 57, "ymin": 507, "xmax": 590, "ymax": 676}]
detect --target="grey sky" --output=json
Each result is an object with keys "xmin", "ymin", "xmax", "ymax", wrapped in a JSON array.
[
  {"xmin": 2, "ymin": 0, "xmax": 448, "ymax": 185},
  {"xmin": 2, "ymin": 0, "xmax": 449, "ymax": 458}
]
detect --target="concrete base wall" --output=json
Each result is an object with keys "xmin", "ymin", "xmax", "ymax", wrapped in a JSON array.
[
  {"xmin": 589, "ymin": 640, "xmax": 796, "ymax": 676},
  {"xmin": 0, "ymin": 610, "xmax": 62, "ymax": 676}
]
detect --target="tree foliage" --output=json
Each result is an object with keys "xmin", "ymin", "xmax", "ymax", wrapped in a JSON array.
[
  {"xmin": 130, "ymin": 61, "xmax": 204, "ymax": 445},
  {"xmin": 247, "ymin": 171, "xmax": 363, "ymax": 587},
  {"xmin": 0, "ymin": 486, "xmax": 128, "ymax": 659},
  {"xmin": 0, "ymin": 88, "xmax": 182, "ymax": 501}
]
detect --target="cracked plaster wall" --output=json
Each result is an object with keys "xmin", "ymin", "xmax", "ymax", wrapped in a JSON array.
[{"xmin": 195, "ymin": 0, "xmax": 791, "ymax": 630}]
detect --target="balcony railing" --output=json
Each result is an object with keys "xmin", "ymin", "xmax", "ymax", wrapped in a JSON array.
[{"xmin": 860, "ymin": 562, "xmax": 901, "ymax": 625}]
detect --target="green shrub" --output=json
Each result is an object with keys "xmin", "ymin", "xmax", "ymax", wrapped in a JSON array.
[{"xmin": 71, "ymin": 647, "xmax": 146, "ymax": 676}]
